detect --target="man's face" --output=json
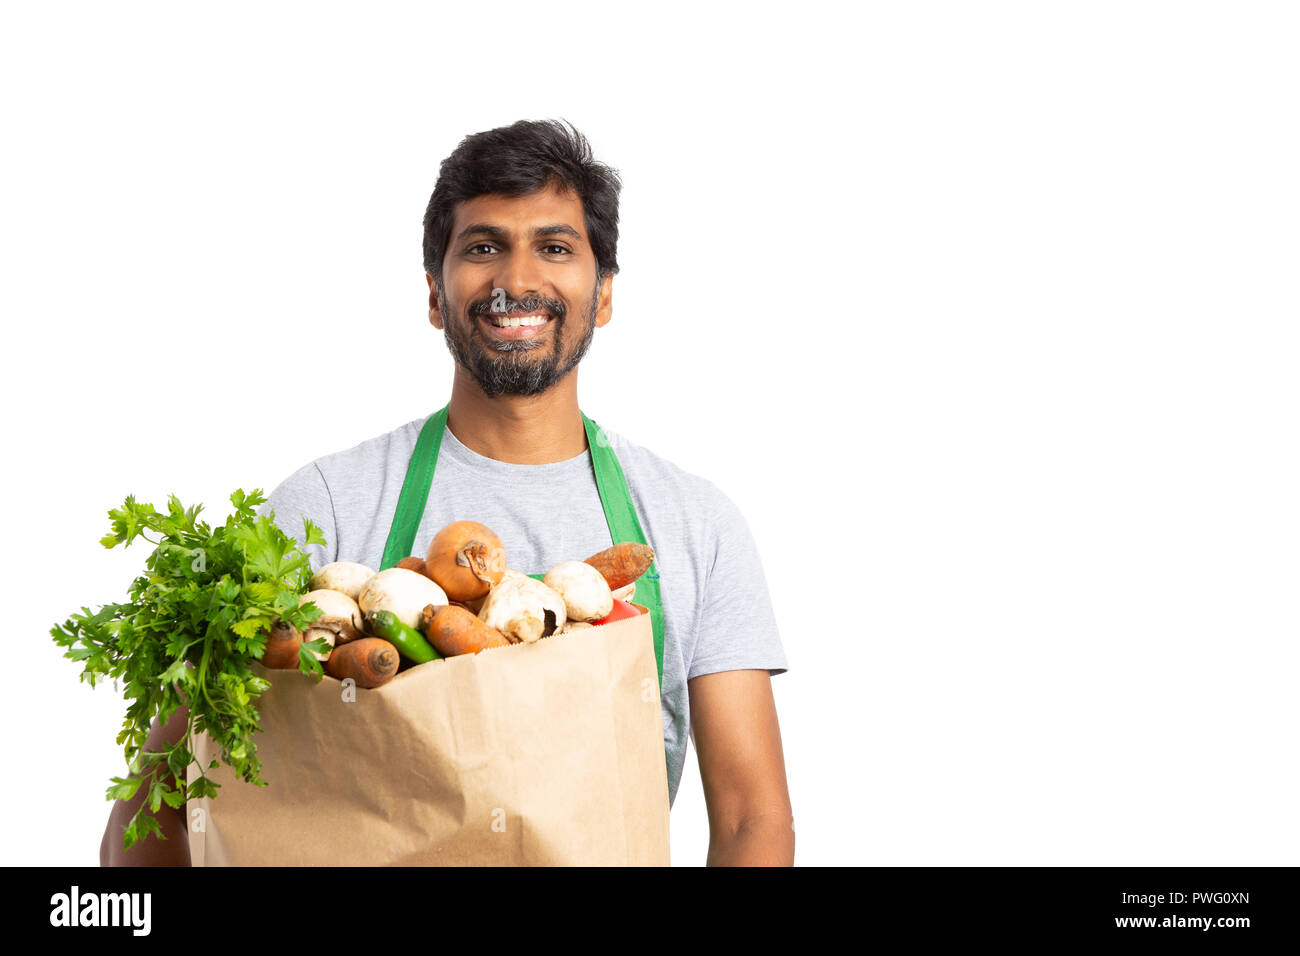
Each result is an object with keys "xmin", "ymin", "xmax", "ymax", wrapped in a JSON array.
[{"xmin": 428, "ymin": 180, "xmax": 613, "ymax": 398}]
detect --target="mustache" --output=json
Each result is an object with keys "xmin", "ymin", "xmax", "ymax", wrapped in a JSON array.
[{"xmin": 468, "ymin": 292, "xmax": 566, "ymax": 319}]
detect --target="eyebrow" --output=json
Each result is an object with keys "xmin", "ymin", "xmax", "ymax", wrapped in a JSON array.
[{"xmin": 454, "ymin": 222, "xmax": 584, "ymax": 243}]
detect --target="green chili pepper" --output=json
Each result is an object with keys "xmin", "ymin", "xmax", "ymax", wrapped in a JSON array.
[{"xmin": 365, "ymin": 610, "xmax": 441, "ymax": 664}]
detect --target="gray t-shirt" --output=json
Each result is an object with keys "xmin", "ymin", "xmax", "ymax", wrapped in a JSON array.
[{"xmin": 257, "ymin": 411, "xmax": 788, "ymax": 807}]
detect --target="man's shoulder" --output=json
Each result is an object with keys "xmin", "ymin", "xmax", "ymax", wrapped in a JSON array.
[
  {"xmin": 599, "ymin": 424, "xmax": 741, "ymax": 522},
  {"xmin": 265, "ymin": 413, "xmax": 427, "ymax": 501},
  {"xmin": 307, "ymin": 413, "xmax": 428, "ymax": 478}
]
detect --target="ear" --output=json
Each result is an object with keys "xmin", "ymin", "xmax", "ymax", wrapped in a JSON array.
[
  {"xmin": 594, "ymin": 273, "xmax": 614, "ymax": 329},
  {"xmin": 426, "ymin": 272, "xmax": 444, "ymax": 330}
]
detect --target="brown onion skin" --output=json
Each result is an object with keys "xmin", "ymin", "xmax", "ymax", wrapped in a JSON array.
[{"xmin": 425, "ymin": 521, "xmax": 507, "ymax": 602}]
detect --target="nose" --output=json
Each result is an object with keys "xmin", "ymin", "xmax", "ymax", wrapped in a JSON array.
[{"xmin": 494, "ymin": 250, "xmax": 546, "ymax": 306}]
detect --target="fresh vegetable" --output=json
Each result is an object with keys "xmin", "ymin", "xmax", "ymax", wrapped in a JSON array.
[
  {"xmin": 421, "ymin": 603, "xmax": 510, "ymax": 656},
  {"xmin": 591, "ymin": 599, "xmax": 644, "ymax": 626},
  {"xmin": 325, "ymin": 637, "xmax": 400, "ymax": 688},
  {"xmin": 453, "ymin": 594, "xmax": 487, "ymax": 615},
  {"xmin": 584, "ymin": 543, "xmax": 655, "ymax": 591},
  {"xmin": 543, "ymin": 561, "xmax": 613, "ymax": 622},
  {"xmin": 426, "ymin": 520, "xmax": 507, "ymax": 602},
  {"xmin": 298, "ymin": 588, "xmax": 365, "ymax": 656},
  {"xmin": 50, "ymin": 489, "xmax": 331, "ymax": 850},
  {"xmin": 478, "ymin": 569, "xmax": 566, "ymax": 643},
  {"xmin": 310, "ymin": 561, "xmax": 375, "ymax": 601},
  {"xmin": 357, "ymin": 567, "xmax": 448, "ymax": 630},
  {"xmin": 261, "ymin": 619, "xmax": 302, "ymax": 669},
  {"xmin": 365, "ymin": 609, "xmax": 442, "ymax": 664},
  {"xmin": 396, "ymin": 556, "xmax": 428, "ymax": 576}
]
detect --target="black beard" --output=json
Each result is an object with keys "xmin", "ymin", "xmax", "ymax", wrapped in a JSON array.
[{"xmin": 438, "ymin": 283, "xmax": 600, "ymax": 398}]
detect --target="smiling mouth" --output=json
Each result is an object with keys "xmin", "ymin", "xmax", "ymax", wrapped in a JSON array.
[
  {"xmin": 476, "ymin": 311, "xmax": 556, "ymax": 344},
  {"xmin": 483, "ymin": 311, "xmax": 552, "ymax": 328}
]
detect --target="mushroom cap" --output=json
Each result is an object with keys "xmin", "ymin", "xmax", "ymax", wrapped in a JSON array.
[
  {"xmin": 479, "ymin": 570, "xmax": 568, "ymax": 643},
  {"xmin": 309, "ymin": 562, "xmax": 376, "ymax": 602},
  {"xmin": 357, "ymin": 567, "xmax": 449, "ymax": 631},
  {"xmin": 543, "ymin": 561, "xmax": 614, "ymax": 622},
  {"xmin": 299, "ymin": 588, "xmax": 365, "ymax": 644}
]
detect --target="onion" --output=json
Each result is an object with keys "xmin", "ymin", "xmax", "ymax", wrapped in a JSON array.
[{"xmin": 425, "ymin": 520, "xmax": 507, "ymax": 602}]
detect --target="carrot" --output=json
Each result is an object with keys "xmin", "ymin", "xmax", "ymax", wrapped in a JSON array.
[
  {"xmin": 261, "ymin": 620, "xmax": 301, "ymax": 669},
  {"xmin": 584, "ymin": 543, "xmax": 655, "ymax": 590},
  {"xmin": 325, "ymin": 637, "xmax": 400, "ymax": 688},
  {"xmin": 396, "ymin": 556, "xmax": 428, "ymax": 576},
  {"xmin": 420, "ymin": 603, "xmax": 510, "ymax": 657}
]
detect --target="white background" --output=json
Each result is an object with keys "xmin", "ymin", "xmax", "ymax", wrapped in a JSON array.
[{"xmin": 3, "ymin": 1, "xmax": 1296, "ymax": 866}]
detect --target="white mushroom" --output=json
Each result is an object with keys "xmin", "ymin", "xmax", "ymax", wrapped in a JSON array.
[
  {"xmin": 298, "ymin": 589, "xmax": 365, "ymax": 659},
  {"xmin": 357, "ymin": 567, "xmax": 449, "ymax": 631},
  {"xmin": 478, "ymin": 570, "xmax": 567, "ymax": 644},
  {"xmin": 543, "ymin": 561, "xmax": 614, "ymax": 622},
  {"xmin": 309, "ymin": 561, "xmax": 376, "ymax": 601}
]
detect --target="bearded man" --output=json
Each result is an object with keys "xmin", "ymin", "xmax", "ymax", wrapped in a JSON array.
[{"xmin": 101, "ymin": 119, "xmax": 793, "ymax": 867}]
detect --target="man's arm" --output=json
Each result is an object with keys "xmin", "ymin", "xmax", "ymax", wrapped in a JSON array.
[
  {"xmin": 99, "ymin": 706, "xmax": 192, "ymax": 867},
  {"xmin": 688, "ymin": 669, "xmax": 794, "ymax": 866}
]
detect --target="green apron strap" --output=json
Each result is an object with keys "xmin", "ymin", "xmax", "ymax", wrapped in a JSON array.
[
  {"xmin": 379, "ymin": 405, "xmax": 449, "ymax": 572},
  {"xmin": 580, "ymin": 413, "xmax": 664, "ymax": 690},
  {"xmin": 378, "ymin": 404, "xmax": 665, "ymax": 690}
]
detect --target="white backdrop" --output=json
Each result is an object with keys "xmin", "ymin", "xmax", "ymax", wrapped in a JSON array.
[{"xmin": 3, "ymin": 1, "xmax": 1296, "ymax": 867}]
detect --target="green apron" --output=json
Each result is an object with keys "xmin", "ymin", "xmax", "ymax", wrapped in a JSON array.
[{"xmin": 377, "ymin": 404, "xmax": 664, "ymax": 689}]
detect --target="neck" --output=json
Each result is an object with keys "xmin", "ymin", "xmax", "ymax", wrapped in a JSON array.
[{"xmin": 444, "ymin": 368, "xmax": 587, "ymax": 464}]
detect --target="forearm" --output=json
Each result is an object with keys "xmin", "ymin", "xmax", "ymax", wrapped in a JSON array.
[
  {"xmin": 100, "ymin": 708, "xmax": 192, "ymax": 867},
  {"xmin": 100, "ymin": 786, "xmax": 191, "ymax": 866},
  {"xmin": 706, "ymin": 811, "xmax": 795, "ymax": 866}
]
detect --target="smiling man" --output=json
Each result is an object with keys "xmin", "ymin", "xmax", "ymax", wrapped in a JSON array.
[
  {"xmin": 101, "ymin": 119, "xmax": 793, "ymax": 867},
  {"xmin": 435, "ymin": 196, "xmax": 603, "ymax": 400}
]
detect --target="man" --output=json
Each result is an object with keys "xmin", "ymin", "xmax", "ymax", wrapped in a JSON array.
[{"xmin": 101, "ymin": 119, "xmax": 793, "ymax": 866}]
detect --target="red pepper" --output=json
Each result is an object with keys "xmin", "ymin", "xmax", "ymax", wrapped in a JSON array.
[{"xmin": 591, "ymin": 599, "xmax": 643, "ymax": 626}]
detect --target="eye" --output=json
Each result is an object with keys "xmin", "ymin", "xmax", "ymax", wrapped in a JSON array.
[
  {"xmin": 542, "ymin": 244, "xmax": 572, "ymax": 255},
  {"xmin": 467, "ymin": 243, "xmax": 497, "ymax": 255}
]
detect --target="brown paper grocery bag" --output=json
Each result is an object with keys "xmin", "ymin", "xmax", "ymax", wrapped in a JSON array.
[{"xmin": 186, "ymin": 607, "xmax": 669, "ymax": 866}]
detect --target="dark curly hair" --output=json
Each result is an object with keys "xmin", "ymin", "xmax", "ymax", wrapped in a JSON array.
[{"xmin": 422, "ymin": 119, "xmax": 623, "ymax": 292}]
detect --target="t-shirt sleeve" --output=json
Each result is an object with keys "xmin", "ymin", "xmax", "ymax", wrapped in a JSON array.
[
  {"xmin": 256, "ymin": 462, "xmax": 338, "ymax": 575},
  {"xmin": 686, "ymin": 486, "xmax": 789, "ymax": 681}
]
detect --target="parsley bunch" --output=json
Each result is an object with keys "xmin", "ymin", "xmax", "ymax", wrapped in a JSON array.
[{"xmin": 51, "ymin": 488, "xmax": 330, "ymax": 849}]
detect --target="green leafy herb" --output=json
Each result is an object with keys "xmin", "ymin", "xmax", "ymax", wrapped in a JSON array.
[{"xmin": 51, "ymin": 489, "xmax": 331, "ymax": 849}]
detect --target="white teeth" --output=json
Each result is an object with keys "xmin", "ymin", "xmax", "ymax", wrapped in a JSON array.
[{"xmin": 489, "ymin": 314, "xmax": 548, "ymax": 328}]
